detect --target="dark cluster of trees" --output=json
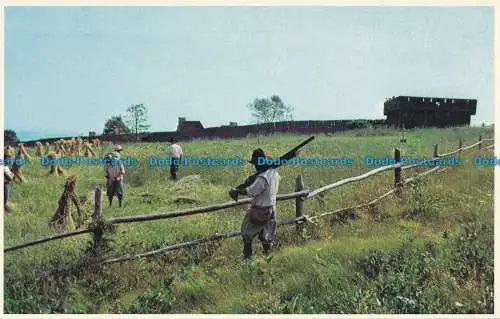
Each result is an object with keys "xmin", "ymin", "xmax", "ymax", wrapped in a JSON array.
[
  {"xmin": 103, "ymin": 104, "xmax": 151, "ymax": 139},
  {"xmin": 4, "ymin": 129, "xmax": 18, "ymax": 145}
]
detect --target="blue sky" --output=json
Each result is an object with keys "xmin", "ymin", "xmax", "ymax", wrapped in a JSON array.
[{"xmin": 5, "ymin": 6, "xmax": 494, "ymax": 140}]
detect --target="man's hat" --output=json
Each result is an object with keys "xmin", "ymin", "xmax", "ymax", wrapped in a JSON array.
[
  {"xmin": 167, "ymin": 137, "xmax": 178, "ymax": 143},
  {"xmin": 114, "ymin": 145, "xmax": 123, "ymax": 152},
  {"xmin": 248, "ymin": 148, "xmax": 267, "ymax": 165}
]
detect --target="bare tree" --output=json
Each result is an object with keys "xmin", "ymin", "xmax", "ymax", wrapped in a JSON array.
[{"xmin": 125, "ymin": 104, "xmax": 151, "ymax": 140}]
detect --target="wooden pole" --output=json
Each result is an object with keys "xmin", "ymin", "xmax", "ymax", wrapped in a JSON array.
[
  {"xmin": 92, "ymin": 187, "xmax": 102, "ymax": 222},
  {"xmin": 394, "ymin": 149, "xmax": 402, "ymax": 198},
  {"xmin": 4, "ymin": 229, "xmax": 92, "ymax": 252},
  {"xmin": 306, "ymin": 163, "xmax": 400, "ymax": 199},
  {"xmin": 458, "ymin": 138, "xmax": 463, "ymax": 156},
  {"xmin": 109, "ymin": 189, "xmax": 310, "ymax": 225},
  {"xmin": 478, "ymin": 135, "xmax": 482, "ymax": 150},
  {"xmin": 462, "ymin": 141, "xmax": 482, "ymax": 151},
  {"xmin": 91, "ymin": 186, "xmax": 104, "ymax": 249},
  {"xmin": 433, "ymin": 144, "xmax": 439, "ymax": 158},
  {"xmin": 394, "ymin": 149, "xmax": 401, "ymax": 188},
  {"xmin": 295, "ymin": 175, "xmax": 305, "ymax": 235}
]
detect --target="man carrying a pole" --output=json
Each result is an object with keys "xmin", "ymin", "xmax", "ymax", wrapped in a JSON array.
[
  {"xmin": 228, "ymin": 136, "xmax": 313, "ymax": 259},
  {"xmin": 230, "ymin": 148, "xmax": 281, "ymax": 260}
]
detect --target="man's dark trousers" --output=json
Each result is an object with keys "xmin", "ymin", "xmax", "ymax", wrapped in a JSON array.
[{"xmin": 170, "ymin": 157, "xmax": 180, "ymax": 180}]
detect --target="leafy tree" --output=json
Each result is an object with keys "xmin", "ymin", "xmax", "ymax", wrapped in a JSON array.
[
  {"xmin": 247, "ymin": 95, "xmax": 294, "ymax": 124},
  {"xmin": 247, "ymin": 95, "xmax": 294, "ymax": 143},
  {"xmin": 125, "ymin": 104, "xmax": 151, "ymax": 139},
  {"xmin": 103, "ymin": 116, "xmax": 130, "ymax": 135},
  {"xmin": 4, "ymin": 129, "xmax": 18, "ymax": 145}
]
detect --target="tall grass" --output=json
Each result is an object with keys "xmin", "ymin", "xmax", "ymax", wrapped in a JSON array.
[{"xmin": 4, "ymin": 126, "xmax": 494, "ymax": 313}]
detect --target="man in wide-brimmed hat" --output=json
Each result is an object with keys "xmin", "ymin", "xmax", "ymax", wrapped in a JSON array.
[
  {"xmin": 105, "ymin": 145, "xmax": 125, "ymax": 207},
  {"xmin": 230, "ymin": 148, "xmax": 280, "ymax": 260},
  {"xmin": 112, "ymin": 144, "xmax": 123, "ymax": 159},
  {"xmin": 104, "ymin": 144, "xmax": 123, "ymax": 177},
  {"xmin": 167, "ymin": 137, "xmax": 183, "ymax": 181}
]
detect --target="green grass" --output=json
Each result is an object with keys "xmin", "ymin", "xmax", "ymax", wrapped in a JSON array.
[{"xmin": 4, "ymin": 126, "xmax": 494, "ymax": 314}]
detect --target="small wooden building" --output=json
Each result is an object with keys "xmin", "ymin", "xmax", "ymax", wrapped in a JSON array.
[
  {"xmin": 384, "ymin": 96, "xmax": 477, "ymax": 128},
  {"xmin": 177, "ymin": 117, "xmax": 204, "ymax": 132}
]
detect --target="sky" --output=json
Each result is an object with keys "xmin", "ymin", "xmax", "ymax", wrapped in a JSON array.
[{"xmin": 5, "ymin": 6, "xmax": 494, "ymax": 140}]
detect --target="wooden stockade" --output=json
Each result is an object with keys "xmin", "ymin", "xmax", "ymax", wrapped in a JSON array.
[{"xmin": 4, "ymin": 136, "xmax": 495, "ymax": 263}]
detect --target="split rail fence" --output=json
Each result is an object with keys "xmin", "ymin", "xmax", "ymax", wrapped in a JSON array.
[{"xmin": 4, "ymin": 135, "xmax": 495, "ymax": 265}]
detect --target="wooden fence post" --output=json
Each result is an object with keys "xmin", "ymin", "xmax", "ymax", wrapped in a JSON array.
[
  {"xmin": 92, "ymin": 186, "xmax": 102, "ymax": 223},
  {"xmin": 394, "ymin": 149, "xmax": 402, "ymax": 197},
  {"xmin": 92, "ymin": 186, "xmax": 103, "ymax": 249},
  {"xmin": 394, "ymin": 149, "xmax": 401, "ymax": 188},
  {"xmin": 295, "ymin": 175, "xmax": 305, "ymax": 235},
  {"xmin": 478, "ymin": 135, "xmax": 482, "ymax": 150},
  {"xmin": 433, "ymin": 144, "xmax": 439, "ymax": 158}
]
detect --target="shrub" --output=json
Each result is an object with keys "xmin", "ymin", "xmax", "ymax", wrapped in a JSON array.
[
  {"xmin": 127, "ymin": 287, "xmax": 176, "ymax": 314},
  {"xmin": 450, "ymin": 215, "xmax": 493, "ymax": 285},
  {"xmin": 402, "ymin": 178, "xmax": 442, "ymax": 221},
  {"xmin": 356, "ymin": 238, "xmax": 448, "ymax": 313}
]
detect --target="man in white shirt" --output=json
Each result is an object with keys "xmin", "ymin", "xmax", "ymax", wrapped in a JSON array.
[
  {"xmin": 167, "ymin": 137, "xmax": 183, "ymax": 181},
  {"xmin": 230, "ymin": 148, "xmax": 280, "ymax": 259}
]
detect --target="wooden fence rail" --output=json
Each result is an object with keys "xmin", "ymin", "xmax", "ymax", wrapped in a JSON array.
[
  {"xmin": 4, "ymin": 229, "xmax": 92, "ymax": 253},
  {"xmin": 306, "ymin": 163, "xmax": 401, "ymax": 199},
  {"xmin": 108, "ymin": 190, "xmax": 310, "ymax": 225},
  {"xmin": 4, "ymin": 136, "xmax": 494, "ymax": 254},
  {"xmin": 102, "ymin": 217, "xmax": 307, "ymax": 265}
]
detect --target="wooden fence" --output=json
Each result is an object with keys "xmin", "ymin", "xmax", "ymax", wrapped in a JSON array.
[{"xmin": 4, "ymin": 136, "xmax": 495, "ymax": 265}]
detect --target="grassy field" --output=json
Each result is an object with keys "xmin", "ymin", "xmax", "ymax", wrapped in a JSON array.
[{"xmin": 4, "ymin": 126, "xmax": 494, "ymax": 314}]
